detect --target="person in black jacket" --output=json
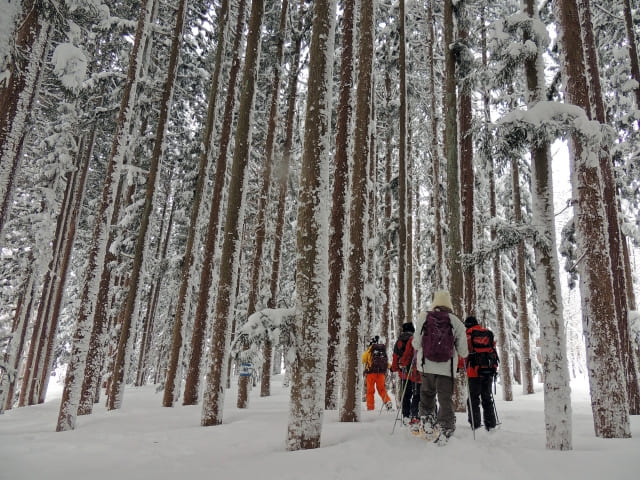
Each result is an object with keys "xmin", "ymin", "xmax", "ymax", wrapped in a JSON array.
[
  {"xmin": 462, "ymin": 316, "xmax": 498, "ymax": 431},
  {"xmin": 390, "ymin": 323, "xmax": 421, "ymax": 426}
]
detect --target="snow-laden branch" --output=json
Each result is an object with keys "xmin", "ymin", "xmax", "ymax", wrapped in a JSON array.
[
  {"xmin": 230, "ymin": 308, "xmax": 295, "ymax": 365},
  {"xmin": 462, "ymin": 219, "xmax": 550, "ymax": 269},
  {"xmin": 497, "ymin": 101, "xmax": 611, "ymax": 148}
]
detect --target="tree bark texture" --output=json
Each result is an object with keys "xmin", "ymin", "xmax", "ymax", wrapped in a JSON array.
[
  {"xmin": 56, "ymin": 0, "xmax": 152, "ymax": 431},
  {"xmin": 326, "ymin": 0, "xmax": 354, "ymax": 411},
  {"xmin": 162, "ymin": 0, "xmax": 231, "ymax": 408},
  {"xmin": 201, "ymin": 0, "xmax": 264, "ymax": 427},
  {"xmin": 286, "ymin": 0, "xmax": 336, "ymax": 450},
  {"xmin": 554, "ymin": 0, "xmax": 630, "ymax": 439},
  {"xmin": 183, "ymin": 0, "xmax": 247, "ymax": 408}
]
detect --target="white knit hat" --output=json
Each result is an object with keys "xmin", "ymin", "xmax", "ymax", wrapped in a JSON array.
[{"xmin": 430, "ymin": 290, "xmax": 453, "ymax": 311}]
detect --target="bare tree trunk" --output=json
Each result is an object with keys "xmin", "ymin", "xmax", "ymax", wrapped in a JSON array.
[
  {"xmin": 340, "ymin": 0, "xmax": 373, "ymax": 424},
  {"xmin": 397, "ymin": 0, "xmax": 407, "ymax": 327},
  {"xmin": 37, "ymin": 130, "xmax": 92, "ymax": 404},
  {"xmin": 622, "ymin": 0, "xmax": 640, "ymax": 115},
  {"xmin": 200, "ymin": 0, "xmax": 265, "ymax": 427},
  {"xmin": 443, "ymin": 0, "xmax": 462, "ymax": 314},
  {"xmin": 0, "ymin": 5, "xmax": 51, "ymax": 238},
  {"xmin": 286, "ymin": 0, "xmax": 336, "ymax": 449},
  {"xmin": 183, "ymin": 0, "xmax": 247, "ymax": 408},
  {"xmin": 56, "ymin": 0, "xmax": 153, "ymax": 432},
  {"xmin": 428, "ymin": 0, "xmax": 443, "ymax": 289},
  {"xmin": 109, "ymin": 0, "xmax": 188, "ymax": 412},
  {"xmin": 268, "ymin": 1, "xmax": 303, "ymax": 316},
  {"xmin": 458, "ymin": 12, "xmax": 475, "ymax": 318},
  {"xmin": 578, "ymin": 0, "xmax": 640, "ymax": 414},
  {"xmin": 382, "ymin": 73, "xmax": 392, "ymax": 331},
  {"xmin": 531, "ymin": 141, "xmax": 573, "ymax": 449},
  {"xmin": 136, "ymin": 197, "xmax": 175, "ymax": 386},
  {"xmin": 77, "ymin": 171, "xmax": 128, "ymax": 415},
  {"xmin": 162, "ymin": 0, "xmax": 231, "ymax": 408},
  {"xmin": 621, "ymin": 234, "xmax": 636, "ymax": 310},
  {"xmin": 242, "ymin": 0, "xmax": 290, "ymax": 404},
  {"xmin": 512, "ymin": 157, "xmax": 534, "ymax": 395},
  {"xmin": 554, "ymin": 0, "xmax": 630, "ymax": 439},
  {"xmin": 0, "ymin": 264, "xmax": 35, "ymax": 413},
  {"xmin": 367, "ymin": 96, "xmax": 378, "ymax": 339},
  {"xmin": 326, "ymin": 0, "xmax": 354, "ymax": 411}
]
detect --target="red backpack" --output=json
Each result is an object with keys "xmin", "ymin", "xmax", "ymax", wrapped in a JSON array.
[{"xmin": 468, "ymin": 328, "xmax": 499, "ymax": 376}]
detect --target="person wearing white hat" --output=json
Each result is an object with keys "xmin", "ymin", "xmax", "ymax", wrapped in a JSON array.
[{"xmin": 411, "ymin": 290, "xmax": 468, "ymax": 444}]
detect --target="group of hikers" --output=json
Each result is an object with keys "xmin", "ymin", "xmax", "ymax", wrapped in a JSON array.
[{"xmin": 361, "ymin": 290, "xmax": 499, "ymax": 445}]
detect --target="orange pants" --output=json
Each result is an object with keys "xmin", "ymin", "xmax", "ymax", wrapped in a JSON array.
[{"xmin": 366, "ymin": 373, "xmax": 391, "ymax": 410}]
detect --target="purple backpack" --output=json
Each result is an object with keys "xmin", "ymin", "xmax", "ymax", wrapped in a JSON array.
[{"xmin": 421, "ymin": 310, "xmax": 455, "ymax": 362}]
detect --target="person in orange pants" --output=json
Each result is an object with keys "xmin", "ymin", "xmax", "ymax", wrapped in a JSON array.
[{"xmin": 361, "ymin": 336, "xmax": 393, "ymax": 411}]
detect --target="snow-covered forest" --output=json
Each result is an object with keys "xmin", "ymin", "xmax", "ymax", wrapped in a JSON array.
[{"xmin": 0, "ymin": 0, "xmax": 639, "ymax": 457}]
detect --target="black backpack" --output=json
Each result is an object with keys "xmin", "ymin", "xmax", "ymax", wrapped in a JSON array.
[
  {"xmin": 468, "ymin": 328, "xmax": 499, "ymax": 376},
  {"xmin": 369, "ymin": 343, "xmax": 388, "ymax": 373}
]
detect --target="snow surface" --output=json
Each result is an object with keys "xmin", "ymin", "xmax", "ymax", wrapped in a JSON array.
[{"xmin": 1, "ymin": 374, "xmax": 638, "ymax": 480}]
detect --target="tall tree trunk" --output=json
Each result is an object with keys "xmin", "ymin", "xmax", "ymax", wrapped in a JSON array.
[
  {"xmin": 136, "ymin": 198, "xmax": 175, "ymax": 386},
  {"xmin": 0, "ymin": 5, "xmax": 51, "ymax": 238},
  {"xmin": 397, "ymin": 0, "xmax": 407, "ymax": 327},
  {"xmin": 443, "ymin": 0, "xmax": 462, "ymax": 314},
  {"xmin": 621, "ymin": 235, "xmax": 636, "ymax": 310},
  {"xmin": 367, "ymin": 95, "xmax": 378, "ymax": 338},
  {"xmin": 622, "ymin": 0, "xmax": 640, "ymax": 115},
  {"xmin": 415, "ymin": 175, "xmax": 422, "ymax": 309},
  {"xmin": 200, "ymin": 0, "xmax": 265, "ymax": 427},
  {"xmin": 162, "ymin": 0, "xmax": 231, "ymax": 408},
  {"xmin": 108, "ymin": 0, "xmax": 188, "ymax": 411},
  {"xmin": 268, "ymin": 1, "xmax": 303, "ymax": 316},
  {"xmin": 56, "ymin": 0, "xmax": 153, "ymax": 432},
  {"xmin": 242, "ymin": 0, "xmax": 290, "ymax": 404},
  {"xmin": 382, "ymin": 73, "xmax": 392, "ymax": 332},
  {"xmin": 578, "ymin": 0, "xmax": 640, "ymax": 415},
  {"xmin": 524, "ymin": 25, "xmax": 574, "ymax": 444},
  {"xmin": 183, "ymin": 0, "xmax": 247, "ymax": 408},
  {"xmin": 511, "ymin": 155, "xmax": 534, "ymax": 394},
  {"xmin": 0, "ymin": 264, "xmax": 35, "ymax": 413},
  {"xmin": 428, "ymin": 0, "xmax": 443, "ymax": 289},
  {"xmin": 326, "ymin": 0, "xmax": 354, "ymax": 411},
  {"xmin": 77, "ymin": 171, "xmax": 128, "ymax": 415},
  {"xmin": 286, "ymin": 0, "xmax": 336, "ymax": 449},
  {"xmin": 554, "ymin": 0, "xmax": 630, "ymax": 439},
  {"xmin": 37, "ymin": 130, "xmax": 92, "ymax": 404},
  {"xmin": 458, "ymin": 10, "xmax": 475, "ymax": 318}
]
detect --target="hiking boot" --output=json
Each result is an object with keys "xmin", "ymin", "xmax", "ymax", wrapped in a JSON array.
[
  {"xmin": 433, "ymin": 430, "xmax": 452, "ymax": 446},
  {"xmin": 433, "ymin": 424, "xmax": 453, "ymax": 445},
  {"xmin": 420, "ymin": 414, "xmax": 436, "ymax": 436}
]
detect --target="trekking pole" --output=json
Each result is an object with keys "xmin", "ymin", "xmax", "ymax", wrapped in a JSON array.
[
  {"xmin": 391, "ymin": 364, "xmax": 413, "ymax": 434},
  {"xmin": 491, "ymin": 374, "xmax": 501, "ymax": 425},
  {"xmin": 464, "ymin": 360, "xmax": 476, "ymax": 441}
]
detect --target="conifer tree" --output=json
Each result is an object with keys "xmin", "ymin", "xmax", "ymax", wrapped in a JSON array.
[
  {"xmin": 201, "ymin": 0, "xmax": 265, "ymax": 427},
  {"xmin": 286, "ymin": 0, "xmax": 336, "ymax": 449}
]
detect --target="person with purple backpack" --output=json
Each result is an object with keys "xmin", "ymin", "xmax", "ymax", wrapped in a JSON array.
[{"xmin": 411, "ymin": 290, "xmax": 468, "ymax": 445}]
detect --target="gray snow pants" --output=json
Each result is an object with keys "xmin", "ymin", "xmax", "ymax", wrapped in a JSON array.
[{"xmin": 419, "ymin": 372, "xmax": 456, "ymax": 433}]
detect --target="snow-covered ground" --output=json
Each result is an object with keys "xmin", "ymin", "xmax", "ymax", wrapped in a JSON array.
[{"xmin": 1, "ymin": 374, "xmax": 638, "ymax": 480}]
